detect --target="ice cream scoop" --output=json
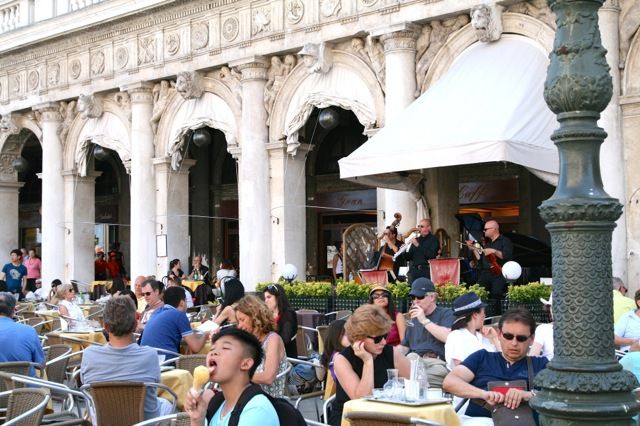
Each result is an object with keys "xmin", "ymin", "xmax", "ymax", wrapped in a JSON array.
[{"xmin": 191, "ymin": 365, "xmax": 210, "ymax": 396}]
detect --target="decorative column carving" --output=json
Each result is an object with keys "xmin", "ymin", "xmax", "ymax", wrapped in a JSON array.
[
  {"xmin": 34, "ymin": 103, "xmax": 66, "ymax": 285},
  {"xmin": 124, "ymin": 82, "xmax": 157, "ymax": 278},
  {"xmin": 530, "ymin": 1, "xmax": 640, "ymax": 423},
  {"xmin": 230, "ymin": 57, "xmax": 272, "ymax": 290},
  {"xmin": 374, "ymin": 24, "xmax": 420, "ymax": 234}
]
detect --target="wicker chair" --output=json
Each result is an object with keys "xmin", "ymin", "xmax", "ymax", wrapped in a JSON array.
[
  {"xmin": 44, "ymin": 344, "xmax": 73, "ymax": 385},
  {"xmin": 133, "ymin": 412, "xmax": 191, "ymax": 426},
  {"xmin": 343, "ymin": 412, "xmax": 446, "ymax": 426},
  {"xmin": 175, "ymin": 355, "xmax": 207, "ymax": 375},
  {"xmin": 1, "ymin": 388, "xmax": 50, "ymax": 426}
]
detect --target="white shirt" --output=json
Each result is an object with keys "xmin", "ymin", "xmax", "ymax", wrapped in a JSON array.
[
  {"xmin": 445, "ymin": 328, "xmax": 496, "ymax": 371},
  {"xmin": 533, "ymin": 323, "xmax": 554, "ymax": 360},
  {"xmin": 59, "ymin": 299, "xmax": 85, "ymax": 327}
]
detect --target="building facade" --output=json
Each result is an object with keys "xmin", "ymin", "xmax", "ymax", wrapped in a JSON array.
[{"xmin": 0, "ymin": 0, "xmax": 639, "ymax": 291}]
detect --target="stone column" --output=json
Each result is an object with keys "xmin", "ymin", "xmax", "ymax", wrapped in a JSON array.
[
  {"xmin": 599, "ymin": 0, "xmax": 627, "ymax": 280},
  {"xmin": 375, "ymin": 24, "xmax": 420, "ymax": 233},
  {"xmin": 35, "ymin": 103, "xmax": 65, "ymax": 285},
  {"xmin": 153, "ymin": 157, "xmax": 194, "ymax": 278},
  {"xmin": 229, "ymin": 57, "xmax": 272, "ymax": 290},
  {"xmin": 622, "ymin": 97, "xmax": 640, "ymax": 292},
  {"xmin": 63, "ymin": 170, "xmax": 98, "ymax": 286},
  {"xmin": 124, "ymin": 83, "xmax": 157, "ymax": 278},
  {"xmin": 268, "ymin": 142, "xmax": 311, "ymax": 281},
  {"xmin": 0, "ymin": 180, "xmax": 23, "ymax": 259}
]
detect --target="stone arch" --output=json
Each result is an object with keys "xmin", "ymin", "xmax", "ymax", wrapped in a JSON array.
[
  {"xmin": 155, "ymin": 74, "xmax": 241, "ymax": 170},
  {"xmin": 63, "ymin": 97, "xmax": 131, "ymax": 176},
  {"xmin": 0, "ymin": 114, "xmax": 42, "ymax": 181},
  {"xmin": 269, "ymin": 49, "xmax": 385, "ymax": 155},
  {"xmin": 623, "ymin": 27, "xmax": 640, "ymax": 96},
  {"xmin": 419, "ymin": 12, "xmax": 555, "ymax": 94}
]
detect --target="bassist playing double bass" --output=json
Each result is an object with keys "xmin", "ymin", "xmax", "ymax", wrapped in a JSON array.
[{"xmin": 466, "ymin": 220, "xmax": 513, "ymax": 313}]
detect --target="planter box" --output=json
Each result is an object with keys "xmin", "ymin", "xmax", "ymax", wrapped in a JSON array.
[
  {"xmin": 503, "ymin": 299, "xmax": 551, "ymax": 324},
  {"xmin": 334, "ymin": 297, "xmax": 369, "ymax": 312},
  {"xmin": 289, "ymin": 296, "xmax": 331, "ymax": 313}
]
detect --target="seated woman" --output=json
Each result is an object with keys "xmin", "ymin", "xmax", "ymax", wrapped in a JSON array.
[
  {"xmin": 321, "ymin": 319, "xmax": 349, "ymax": 384},
  {"xmin": 330, "ymin": 304, "xmax": 410, "ymax": 426},
  {"xmin": 167, "ymin": 258, "xmax": 187, "ymax": 281},
  {"xmin": 214, "ymin": 259, "xmax": 236, "ymax": 296},
  {"xmin": 56, "ymin": 283, "xmax": 86, "ymax": 328},
  {"xmin": 529, "ymin": 295, "xmax": 554, "ymax": 360},
  {"xmin": 368, "ymin": 286, "xmax": 406, "ymax": 346},
  {"xmin": 263, "ymin": 283, "xmax": 298, "ymax": 357},
  {"xmin": 213, "ymin": 278, "xmax": 244, "ymax": 327},
  {"xmin": 615, "ymin": 289, "xmax": 640, "ymax": 352},
  {"xmin": 235, "ymin": 295, "xmax": 289, "ymax": 398},
  {"xmin": 445, "ymin": 292, "xmax": 500, "ymax": 371}
]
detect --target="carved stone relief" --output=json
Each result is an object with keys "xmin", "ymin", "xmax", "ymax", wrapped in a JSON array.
[
  {"xmin": 351, "ymin": 36, "xmax": 385, "ymax": 89},
  {"xmin": 47, "ymin": 63, "xmax": 60, "ymax": 87},
  {"xmin": 264, "ymin": 54, "xmax": 297, "ymax": 117},
  {"xmin": 192, "ymin": 22, "xmax": 209, "ymax": 49},
  {"xmin": 299, "ymin": 42, "xmax": 333, "ymax": 74},
  {"xmin": 470, "ymin": 2, "xmax": 503, "ymax": 43},
  {"xmin": 138, "ymin": 36, "xmax": 156, "ymax": 65},
  {"xmin": 77, "ymin": 94, "xmax": 103, "ymax": 119},
  {"xmin": 507, "ymin": 0, "xmax": 556, "ymax": 30},
  {"xmin": 252, "ymin": 7, "xmax": 272, "ymax": 35},
  {"xmin": 10, "ymin": 74, "xmax": 21, "ymax": 95},
  {"xmin": 150, "ymin": 80, "xmax": 175, "ymax": 134},
  {"xmin": 115, "ymin": 47, "xmax": 129, "ymax": 69},
  {"xmin": 113, "ymin": 92, "xmax": 131, "ymax": 122},
  {"xmin": 0, "ymin": 154, "xmax": 17, "ymax": 176},
  {"xmin": 320, "ymin": 0, "xmax": 341, "ymax": 18},
  {"xmin": 57, "ymin": 101, "xmax": 77, "ymax": 144},
  {"xmin": 218, "ymin": 66, "xmax": 242, "ymax": 107},
  {"xmin": 69, "ymin": 59, "xmax": 82, "ymax": 80},
  {"xmin": 360, "ymin": 0, "xmax": 377, "ymax": 7},
  {"xmin": 176, "ymin": 71, "xmax": 204, "ymax": 100},
  {"xmin": 415, "ymin": 15, "xmax": 470, "ymax": 95},
  {"xmin": 287, "ymin": 0, "xmax": 304, "ymax": 24},
  {"xmin": 91, "ymin": 51, "xmax": 106, "ymax": 76},
  {"xmin": 619, "ymin": 0, "xmax": 640, "ymax": 69},
  {"xmin": 27, "ymin": 70, "xmax": 39, "ymax": 91},
  {"xmin": 222, "ymin": 17, "xmax": 239, "ymax": 42},
  {"xmin": 166, "ymin": 33, "xmax": 180, "ymax": 56},
  {"xmin": 0, "ymin": 113, "xmax": 20, "ymax": 136}
]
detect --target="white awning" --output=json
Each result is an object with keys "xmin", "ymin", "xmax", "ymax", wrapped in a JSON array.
[{"xmin": 339, "ymin": 35, "xmax": 558, "ymax": 179}]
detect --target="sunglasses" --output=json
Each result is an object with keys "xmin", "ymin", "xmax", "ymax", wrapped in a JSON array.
[
  {"xmin": 267, "ymin": 284, "xmax": 279, "ymax": 292},
  {"xmin": 142, "ymin": 292, "xmax": 153, "ymax": 296},
  {"xmin": 409, "ymin": 295, "xmax": 426, "ymax": 301},
  {"xmin": 367, "ymin": 333, "xmax": 388, "ymax": 344},
  {"xmin": 501, "ymin": 332, "xmax": 530, "ymax": 342},
  {"xmin": 372, "ymin": 293, "xmax": 389, "ymax": 300}
]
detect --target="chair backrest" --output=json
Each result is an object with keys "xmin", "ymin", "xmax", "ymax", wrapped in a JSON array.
[
  {"xmin": 45, "ymin": 332, "xmax": 63, "ymax": 346},
  {"xmin": 5, "ymin": 388, "xmax": 50, "ymax": 426},
  {"xmin": 317, "ymin": 325, "xmax": 329, "ymax": 355},
  {"xmin": 344, "ymin": 411, "xmax": 445, "ymax": 426},
  {"xmin": 323, "ymin": 371, "xmax": 336, "ymax": 401},
  {"xmin": 44, "ymin": 344, "xmax": 73, "ymax": 384},
  {"xmin": 176, "ymin": 355, "xmax": 207, "ymax": 375},
  {"xmin": 87, "ymin": 382, "xmax": 146, "ymax": 426},
  {"xmin": 295, "ymin": 327, "xmax": 313, "ymax": 358}
]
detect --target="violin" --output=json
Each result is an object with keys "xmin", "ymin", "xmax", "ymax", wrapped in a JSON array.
[{"xmin": 457, "ymin": 240, "xmax": 502, "ymax": 277}]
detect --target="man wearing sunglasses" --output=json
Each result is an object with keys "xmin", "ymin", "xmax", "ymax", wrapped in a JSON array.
[
  {"xmin": 137, "ymin": 279, "xmax": 165, "ymax": 332},
  {"xmin": 443, "ymin": 308, "xmax": 548, "ymax": 422}
]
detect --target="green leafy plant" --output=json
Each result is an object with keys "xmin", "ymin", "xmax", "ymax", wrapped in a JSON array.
[
  {"xmin": 507, "ymin": 282, "xmax": 551, "ymax": 302},
  {"xmin": 336, "ymin": 281, "xmax": 372, "ymax": 298},
  {"xmin": 256, "ymin": 281, "xmax": 332, "ymax": 297},
  {"xmin": 387, "ymin": 282, "xmax": 410, "ymax": 299},
  {"xmin": 436, "ymin": 283, "xmax": 489, "ymax": 302}
]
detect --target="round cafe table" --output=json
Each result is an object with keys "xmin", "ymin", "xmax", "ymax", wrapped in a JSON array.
[
  {"xmin": 341, "ymin": 398, "xmax": 461, "ymax": 426},
  {"xmin": 160, "ymin": 368, "xmax": 193, "ymax": 410},
  {"xmin": 183, "ymin": 280, "xmax": 204, "ymax": 293}
]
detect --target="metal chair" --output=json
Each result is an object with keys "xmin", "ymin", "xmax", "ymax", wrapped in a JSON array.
[
  {"xmin": 306, "ymin": 420, "xmax": 330, "ymax": 426},
  {"xmin": 133, "ymin": 412, "xmax": 190, "ymax": 426},
  {"xmin": 175, "ymin": 354, "xmax": 207, "ymax": 375},
  {"xmin": 344, "ymin": 411, "xmax": 446, "ymax": 426},
  {"xmin": 286, "ymin": 357, "xmax": 324, "ymax": 420},
  {"xmin": 43, "ymin": 344, "xmax": 73, "ymax": 385},
  {"xmin": 1, "ymin": 388, "xmax": 50, "ymax": 426},
  {"xmin": 324, "ymin": 310, "xmax": 352, "ymax": 322}
]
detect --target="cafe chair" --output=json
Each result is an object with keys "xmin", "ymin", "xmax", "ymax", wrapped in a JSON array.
[
  {"xmin": 305, "ymin": 419, "xmax": 330, "ymax": 426},
  {"xmin": 295, "ymin": 326, "xmax": 316, "ymax": 359},
  {"xmin": 286, "ymin": 357, "xmax": 325, "ymax": 420},
  {"xmin": 175, "ymin": 355, "xmax": 207, "ymax": 375},
  {"xmin": 80, "ymin": 381, "xmax": 177, "ymax": 426},
  {"xmin": 324, "ymin": 310, "xmax": 352, "ymax": 322},
  {"xmin": 344, "ymin": 411, "xmax": 446, "ymax": 426},
  {"xmin": 133, "ymin": 412, "xmax": 190, "ymax": 426},
  {"xmin": 1, "ymin": 388, "xmax": 50, "ymax": 426}
]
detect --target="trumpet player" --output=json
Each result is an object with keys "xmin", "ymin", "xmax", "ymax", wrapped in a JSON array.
[{"xmin": 406, "ymin": 219, "xmax": 440, "ymax": 284}]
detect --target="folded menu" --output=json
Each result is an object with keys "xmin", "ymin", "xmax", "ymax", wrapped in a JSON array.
[{"xmin": 196, "ymin": 320, "xmax": 220, "ymax": 333}]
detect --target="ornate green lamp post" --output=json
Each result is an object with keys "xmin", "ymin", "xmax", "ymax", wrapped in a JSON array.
[{"xmin": 530, "ymin": 0, "xmax": 640, "ymax": 423}]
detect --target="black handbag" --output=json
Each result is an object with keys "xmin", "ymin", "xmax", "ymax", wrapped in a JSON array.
[{"xmin": 488, "ymin": 357, "xmax": 537, "ymax": 426}]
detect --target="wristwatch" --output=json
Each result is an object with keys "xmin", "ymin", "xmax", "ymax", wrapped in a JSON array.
[{"xmin": 421, "ymin": 318, "xmax": 431, "ymax": 326}]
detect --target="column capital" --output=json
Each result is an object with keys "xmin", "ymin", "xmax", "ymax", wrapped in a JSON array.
[
  {"xmin": 229, "ymin": 56, "xmax": 270, "ymax": 81},
  {"xmin": 153, "ymin": 156, "xmax": 196, "ymax": 172},
  {"xmin": 371, "ymin": 23, "xmax": 420, "ymax": 52},
  {"xmin": 61, "ymin": 169, "xmax": 103, "ymax": 182},
  {"xmin": 121, "ymin": 82, "xmax": 155, "ymax": 104},
  {"xmin": 228, "ymin": 146, "xmax": 242, "ymax": 160},
  {"xmin": 602, "ymin": 0, "xmax": 621, "ymax": 12},
  {"xmin": 267, "ymin": 142, "xmax": 313, "ymax": 159},
  {"xmin": 33, "ymin": 102, "xmax": 62, "ymax": 122},
  {"xmin": 0, "ymin": 180, "xmax": 24, "ymax": 190}
]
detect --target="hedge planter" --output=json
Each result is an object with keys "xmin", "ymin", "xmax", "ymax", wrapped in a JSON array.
[
  {"xmin": 289, "ymin": 296, "xmax": 331, "ymax": 313},
  {"xmin": 334, "ymin": 297, "xmax": 369, "ymax": 312},
  {"xmin": 502, "ymin": 299, "xmax": 551, "ymax": 324}
]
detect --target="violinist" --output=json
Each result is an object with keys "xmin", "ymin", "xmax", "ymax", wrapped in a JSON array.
[
  {"xmin": 467, "ymin": 220, "xmax": 513, "ymax": 311},
  {"xmin": 406, "ymin": 219, "xmax": 440, "ymax": 284}
]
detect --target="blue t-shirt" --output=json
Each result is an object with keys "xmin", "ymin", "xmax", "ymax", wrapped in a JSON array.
[
  {"xmin": 401, "ymin": 306, "xmax": 455, "ymax": 358},
  {"xmin": 209, "ymin": 394, "xmax": 279, "ymax": 426},
  {"xmin": 0, "ymin": 316, "xmax": 44, "ymax": 375},
  {"xmin": 461, "ymin": 349, "xmax": 548, "ymax": 418},
  {"xmin": 2, "ymin": 263, "xmax": 27, "ymax": 292},
  {"xmin": 140, "ymin": 305, "xmax": 192, "ymax": 354}
]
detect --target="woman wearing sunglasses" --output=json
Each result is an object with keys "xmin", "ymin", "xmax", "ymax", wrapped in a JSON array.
[
  {"xmin": 329, "ymin": 304, "xmax": 410, "ymax": 426},
  {"xmin": 368, "ymin": 286, "xmax": 406, "ymax": 346}
]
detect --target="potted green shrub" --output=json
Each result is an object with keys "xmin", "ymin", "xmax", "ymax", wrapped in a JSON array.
[
  {"xmin": 504, "ymin": 282, "xmax": 552, "ymax": 323},
  {"xmin": 334, "ymin": 281, "xmax": 372, "ymax": 311},
  {"xmin": 435, "ymin": 283, "xmax": 494, "ymax": 315},
  {"xmin": 256, "ymin": 281, "xmax": 333, "ymax": 312}
]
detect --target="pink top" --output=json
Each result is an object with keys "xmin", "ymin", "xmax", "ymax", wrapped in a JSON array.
[{"xmin": 24, "ymin": 257, "xmax": 41, "ymax": 279}]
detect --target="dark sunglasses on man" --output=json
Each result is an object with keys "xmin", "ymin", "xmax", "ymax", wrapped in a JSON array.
[{"xmin": 501, "ymin": 332, "xmax": 530, "ymax": 343}]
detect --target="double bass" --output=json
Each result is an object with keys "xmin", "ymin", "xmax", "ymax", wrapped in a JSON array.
[{"xmin": 378, "ymin": 212, "xmax": 402, "ymax": 272}]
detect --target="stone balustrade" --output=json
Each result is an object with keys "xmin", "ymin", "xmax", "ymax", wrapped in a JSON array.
[
  {"xmin": 0, "ymin": 1, "xmax": 20, "ymax": 34},
  {"xmin": 0, "ymin": 0, "xmax": 105, "ymax": 34}
]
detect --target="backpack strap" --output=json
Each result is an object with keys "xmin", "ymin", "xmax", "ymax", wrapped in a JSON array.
[
  {"xmin": 228, "ymin": 384, "xmax": 264, "ymax": 426},
  {"xmin": 206, "ymin": 390, "xmax": 226, "ymax": 423},
  {"xmin": 526, "ymin": 356, "xmax": 534, "ymax": 391}
]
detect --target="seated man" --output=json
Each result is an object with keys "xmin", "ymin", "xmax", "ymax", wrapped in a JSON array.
[
  {"xmin": 80, "ymin": 296, "xmax": 173, "ymax": 420},
  {"xmin": 443, "ymin": 308, "xmax": 548, "ymax": 425},
  {"xmin": 137, "ymin": 278, "xmax": 164, "ymax": 332},
  {"xmin": 185, "ymin": 327, "xmax": 279, "ymax": 425},
  {"xmin": 0, "ymin": 292, "xmax": 44, "ymax": 375},
  {"xmin": 140, "ymin": 286, "xmax": 208, "ymax": 355}
]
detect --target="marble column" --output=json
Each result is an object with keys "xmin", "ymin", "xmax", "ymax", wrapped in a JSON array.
[
  {"xmin": 622, "ymin": 97, "xmax": 640, "ymax": 292},
  {"xmin": 153, "ymin": 157, "xmax": 195, "ymax": 278},
  {"xmin": 375, "ymin": 24, "xmax": 420, "ymax": 233},
  {"xmin": 268, "ymin": 142, "xmax": 311, "ymax": 281},
  {"xmin": 0, "ymin": 180, "xmax": 23, "ymax": 260},
  {"xmin": 124, "ymin": 83, "xmax": 157, "ymax": 278},
  {"xmin": 35, "ymin": 103, "xmax": 65, "ymax": 285},
  {"xmin": 599, "ymin": 0, "xmax": 627, "ymax": 280},
  {"xmin": 63, "ymin": 170, "xmax": 98, "ymax": 286},
  {"xmin": 229, "ymin": 57, "xmax": 272, "ymax": 290}
]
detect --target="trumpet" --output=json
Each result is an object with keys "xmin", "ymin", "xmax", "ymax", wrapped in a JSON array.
[{"xmin": 393, "ymin": 230, "xmax": 420, "ymax": 260}]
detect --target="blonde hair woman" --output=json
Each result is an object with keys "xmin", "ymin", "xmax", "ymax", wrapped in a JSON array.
[
  {"xmin": 234, "ymin": 295, "xmax": 289, "ymax": 397},
  {"xmin": 56, "ymin": 283, "xmax": 85, "ymax": 327},
  {"xmin": 330, "ymin": 304, "xmax": 410, "ymax": 425}
]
